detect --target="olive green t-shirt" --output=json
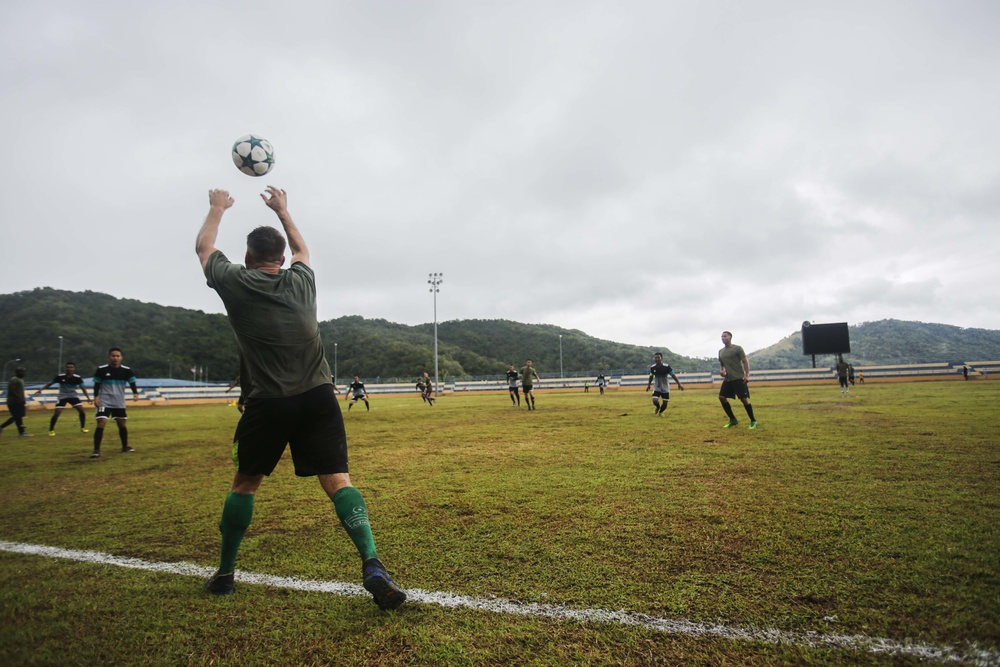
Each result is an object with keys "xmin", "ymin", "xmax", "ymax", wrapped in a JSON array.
[
  {"xmin": 719, "ymin": 344, "xmax": 747, "ymax": 381},
  {"xmin": 5, "ymin": 376, "xmax": 24, "ymax": 404},
  {"xmin": 205, "ymin": 251, "xmax": 332, "ymax": 399}
]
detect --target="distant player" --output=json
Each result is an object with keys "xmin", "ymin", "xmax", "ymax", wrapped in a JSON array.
[
  {"xmin": 520, "ymin": 360, "xmax": 540, "ymax": 410},
  {"xmin": 1, "ymin": 367, "xmax": 32, "ymax": 438},
  {"xmin": 415, "ymin": 377, "xmax": 427, "ymax": 403},
  {"xmin": 718, "ymin": 331, "xmax": 758, "ymax": 429},
  {"xmin": 506, "ymin": 364, "xmax": 521, "ymax": 406},
  {"xmin": 836, "ymin": 357, "xmax": 850, "ymax": 394},
  {"xmin": 35, "ymin": 362, "xmax": 91, "ymax": 435},
  {"xmin": 91, "ymin": 347, "xmax": 139, "ymax": 457},
  {"xmin": 595, "ymin": 373, "xmax": 607, "ymax": 395},
  {"xmin": 347, "ymin": 376, "xmax": 370, "ymax": 412},
  {"xmin": 646, "ymin": 353, "xmax": 683, "ymax": 415},
  {"xmin": 421, "ymin": 372, "xmax": 436, "ymax": 406}
]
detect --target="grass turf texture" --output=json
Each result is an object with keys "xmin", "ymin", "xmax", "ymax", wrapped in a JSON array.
[{"xmin": 0, "ymin": 382, "xmax": 997, "ymax": 666}]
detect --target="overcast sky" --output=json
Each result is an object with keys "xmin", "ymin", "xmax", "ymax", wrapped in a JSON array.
[{"xmin": 2, "ymin": 0, "xmax": 998, "ymax": 359}]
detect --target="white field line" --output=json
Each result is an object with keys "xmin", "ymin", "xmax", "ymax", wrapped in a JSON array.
[{"xmin": 1, "ymin": 540, "xmax": 997, "ymax": 666}]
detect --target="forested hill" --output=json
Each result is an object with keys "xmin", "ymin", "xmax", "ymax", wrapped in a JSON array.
[
  {"xmin": 3, "ymin": 288, "xmax": 998, "ymax": 383},
  {"xmin": 0, "ymin": 288, "xmax": 705, "ymax": 382},
  {"xmin": 749, "ymin": 320, "xmax": 1000, "ymax": 368}
]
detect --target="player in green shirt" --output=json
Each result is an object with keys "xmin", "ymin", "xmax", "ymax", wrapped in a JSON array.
[
  {"xmin": 196, "ymin": 186, "xmax": 405, "ymax": 609},
  {"xmin": 520, "ymin": 360, "xmax": 540, "ymax": 410},
  {"xmin": 718, "ymin": 331, "xmax": 758, "ymax": 429},
  {"xmin": 1, "ymin": 367, "xmax": 32, "ymax": 437}
]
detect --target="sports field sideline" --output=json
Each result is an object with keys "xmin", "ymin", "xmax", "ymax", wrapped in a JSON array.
[{"xmin": 1, "ymin": 381, "xmax": 998, "ymax": 666}]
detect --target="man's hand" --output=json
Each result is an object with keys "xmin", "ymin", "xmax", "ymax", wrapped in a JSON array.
[
  {"xmin": 261, "ymin": 186, "xmax": 288, "ymax": 214},
  {"xmin": 209, "ymin": 189, "xmax": 235, "ymax": 210}
]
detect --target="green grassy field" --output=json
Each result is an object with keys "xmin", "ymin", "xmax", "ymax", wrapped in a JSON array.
[{"xmin": 1, "ymin": 381, "xmax": 998, "ymax": 666}]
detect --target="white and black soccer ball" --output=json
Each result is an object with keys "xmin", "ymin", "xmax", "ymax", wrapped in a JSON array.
[{"xmin": 231, "ymin": 134, "xmax": 275, "ymax": 177}]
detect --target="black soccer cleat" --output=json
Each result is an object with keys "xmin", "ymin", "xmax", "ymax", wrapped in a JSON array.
[
  {"xmin": 362, "ymin": 558, "xmax": 406, "ymax": 610},
  {"xmin": 203, "ymin": 572, "xmax": 235, "ymax": 596}
]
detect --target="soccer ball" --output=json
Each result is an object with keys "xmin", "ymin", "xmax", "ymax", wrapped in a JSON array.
[{"xmin": 231, "ymin": 135, "xmax": 275, "ymax": 177}]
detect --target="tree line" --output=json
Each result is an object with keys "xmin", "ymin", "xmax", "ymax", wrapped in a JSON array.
[{"xmin": 3, "ymin": 288, "xmax": 998, "ymax": 383}]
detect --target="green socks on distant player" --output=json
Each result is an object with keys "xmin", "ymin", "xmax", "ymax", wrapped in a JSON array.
[
  {"xmin": 217, "ymin": 491, "xmax": 255, "ymax": 575},
  {"xmin": 333, "ymin": 486, "xmax": 378, "ymax": 562}
]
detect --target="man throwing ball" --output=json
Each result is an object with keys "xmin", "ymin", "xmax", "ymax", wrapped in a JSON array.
[{"xmin": 195, "ymin": 186, "xmax": 405, "ymax": 609}]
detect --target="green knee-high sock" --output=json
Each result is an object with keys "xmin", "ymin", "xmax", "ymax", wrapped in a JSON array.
[
  {"xmin": 333, "ymin": 486, "xmax": 378, "ymax": 562},
  {"xmin": 217, "ymin": 491, "xmax": 255, "ymax": 575}
]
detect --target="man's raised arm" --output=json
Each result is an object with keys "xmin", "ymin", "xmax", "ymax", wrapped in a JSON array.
[
  {"xmin": 261, "ymin": 186, "xmax": 310, "ymax": 268},
  {"xmin": 196, "ymin": 189, "xmax": 235, "ymax": 271}
]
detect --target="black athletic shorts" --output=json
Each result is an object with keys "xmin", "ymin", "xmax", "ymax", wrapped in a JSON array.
[
  {"xmin": 652, "ymin": 390, "xmax": 670, "ymax": 399},
  {"xmin": 233, "ymin": 384, "xmax": 348, "ymax": 477},
  {"xmin": 96, "ymin": 406, "xmax": 128, "ymax": 420},
  {"xmin": 56, "ymin": 397, "xmax": 83, "ymax": 407},
  {"xmin": 522, "ymin": 384, "xmax": 533, "ymax": 393},
  {"xmin": 719, "ymin": 379, "xmax": 750, "ymax": 400},
  {"xmin": 508, "ymin": 385, "xmax": 519, "ymax": 394},
  {"xmin": 5, "ymin": 402, "xmax": 26, "ymax": 419},
  {"xmin": 838, "ymin": 375, "xmax": 849, "ymax": 387}
]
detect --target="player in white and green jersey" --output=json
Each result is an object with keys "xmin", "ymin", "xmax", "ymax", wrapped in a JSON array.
[
  {"xmin": 645, "ymin": 353, "xmax": 683, "ymax": 415},
  {"xmin": 91, "ymin": 348, "xmax": 139, "ymax": 457}
]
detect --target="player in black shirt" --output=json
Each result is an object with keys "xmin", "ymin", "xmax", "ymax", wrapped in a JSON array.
[
  {"xmin": 34, "ymin": 362, "xmax": 91, "ymax": 435},
  {"xmin": 346, "ymin": 376, "xmax": 370, "ymax": 412},
  {"xmin": 505, "ymin": 365, "xmax": 521, "ymax": 406}
]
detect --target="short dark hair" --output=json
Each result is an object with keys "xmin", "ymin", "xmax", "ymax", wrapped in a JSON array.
[
  {"xmin": 722, "ymin": 331, "xmax": 733, "ymax": 337},
  {"xmin": 247, "ymin": 226, "xmax": 286, "ymax": 264},
  {"xmin": 654, "ymin": 352, "xmax": 663, "ymax": 357},
  {"xmin": 108, "ymin": 347, "xmax": 122, "ymax": 355}
]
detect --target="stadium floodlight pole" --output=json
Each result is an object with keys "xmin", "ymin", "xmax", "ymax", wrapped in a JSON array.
[
  {"xmin": 58, "ymin": 336, "xmax": 64, "ymax": 372},
  {"xmin": 428, "ymin": 272, "xmax": 443, "ymax": 396},
  {"xmin": 559, "ymin": 334, "xmax": 563, "ymax": 379},
  {"xmin": 333, "ymin": 343, "xmax": 338, "ymax": 387}
]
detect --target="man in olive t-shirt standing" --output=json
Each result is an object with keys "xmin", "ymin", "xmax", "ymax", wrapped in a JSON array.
[
  {"xmin": 521, "ymin": 360, "xmax": 540, "ymax": 410},
  {"xmin": 195, "ymin": 186, "xmax": 405, "ymax": 610},
  {"xmin": 718, "ymin": 331, "xmax": 758, "ymax": 429}
]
